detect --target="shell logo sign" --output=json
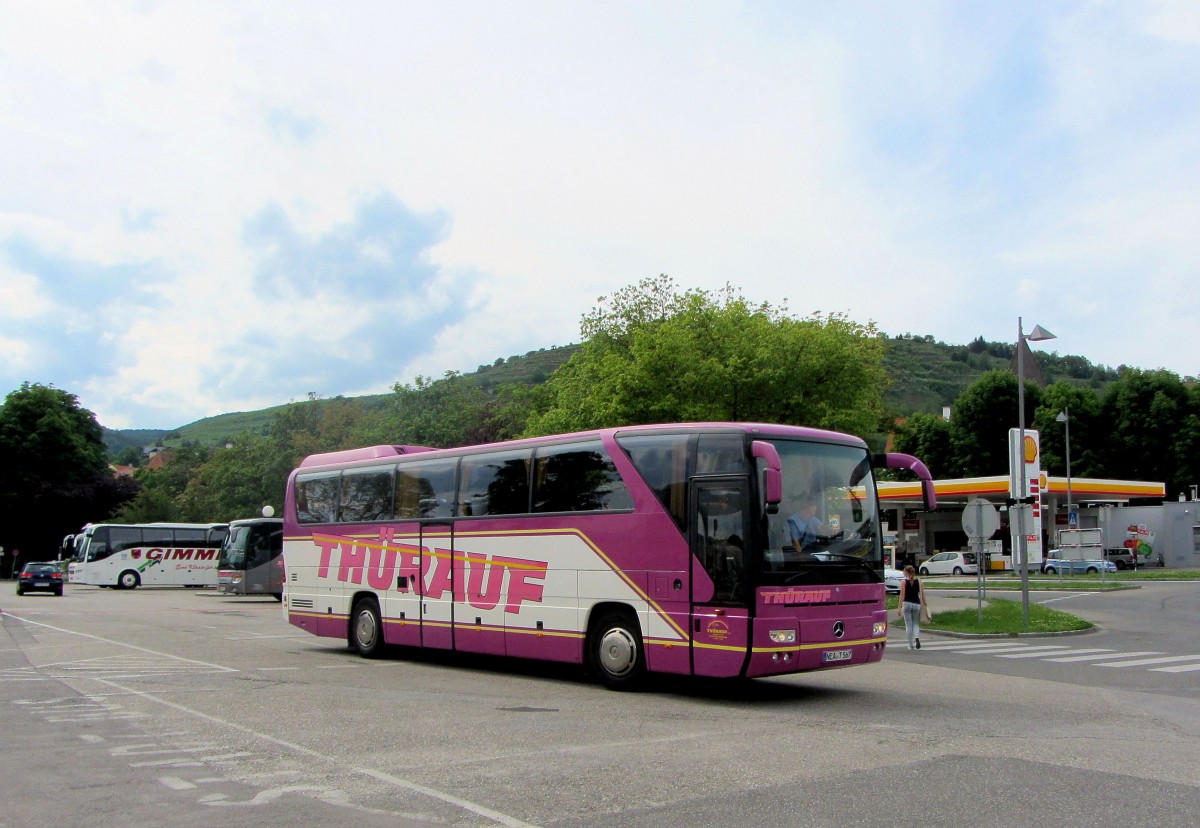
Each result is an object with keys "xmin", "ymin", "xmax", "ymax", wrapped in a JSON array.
[{"xmin": 1024, "ymin": 434, "xmax": 1038, "ymax": 463}]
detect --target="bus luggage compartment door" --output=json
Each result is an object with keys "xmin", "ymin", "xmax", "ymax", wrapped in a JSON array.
[{"xmin": 690, "ymin": 607, "xmax": 749, "ymax": 678}]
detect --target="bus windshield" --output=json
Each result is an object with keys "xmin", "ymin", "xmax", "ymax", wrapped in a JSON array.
[
  {"xmin": 219, "ymin": 523, "xmax": 264, "ymax": 570},
  {"xmin": 759, "ymin": 439, "xmax": 880, "ymax": 585},
  {"xmin": 219, "ymin": 525, "xmax": 249, "ymax": 570}
]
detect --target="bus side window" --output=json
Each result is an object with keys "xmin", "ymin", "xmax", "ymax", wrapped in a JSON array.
[
  {"xmin": 395, "ymin": 459, "xmax": 457, "ymax": 519},
  {"xmin": 533, "ymin": 441, "xmax": 632, "ymax": 513},
  {"xmin": 107, "ymin": 527, "xmax": 143, "ymax": 559},
  {"xmin": 340, "ymin": 468, "xmax": 395, "ymax": 523},
  {"xmin": 144, "ymin": 527, "xmax": 173, "ymax": 549},
  {"xmin": 458, "ymin": 450, "xmax": 531, "ymax": 517},
  {"xmin": 295, "ymin": 472, "xmax": 341, "ymax": 524},
  {"xmin": 248, "ymin": 527, "xmax": 270, "ymax": 567},
  {"xmin": 696, "ymin": 435, "xmax": 747, "ymax": 474},
  {"xmin": 616, "ymin": 433, "xmax": 691, "ymax": 533},
  {"xmin": 175, "ymin": 528, "xmax": 207, "ymax": 547}
]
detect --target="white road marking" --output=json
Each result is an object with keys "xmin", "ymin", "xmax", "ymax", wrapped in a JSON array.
[
  {"xmin": 159, "ymin": 776, "xmax": 197, "ymax": 790},
  {"xmin": 90, "ymin": 673, "xmax": 544, "ymax": 827},
  {"xmin": 0, "ymin": 614, "xmax": 238, "ymax": 673},
  {"xmin": 1042, "ymin": 651, "xmax": 1157, "ymax": 663},
  {"xmin": 1151, "ymin": 662, "xmax": 1200, "ymax": 673},
  {"xmin": 994, "ymin": 646, "xmax": 1078, "ymax": 658},
  {"xmin": 1094, "ymin": 654, "xmax": 1200, "ymax": 668},
  {"xmin": 917, "ymin": 641, "xmax": 1027, "ymax": 651}
]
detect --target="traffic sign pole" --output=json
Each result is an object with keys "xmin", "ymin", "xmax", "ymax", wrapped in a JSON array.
[{"xmin": 963, "ymin": 498, "xmax": 1000, "ymax": 624}]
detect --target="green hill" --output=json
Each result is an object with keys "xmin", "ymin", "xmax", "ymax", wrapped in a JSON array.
[{"xmin": 102, "ymin": 336, "xmax": 1116, "ymax": 453}]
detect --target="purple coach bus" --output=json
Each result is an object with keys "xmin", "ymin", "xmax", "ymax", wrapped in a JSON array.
[{"xmin": 282, "ymin": 423, "xmax": 935, "ymax": 689}]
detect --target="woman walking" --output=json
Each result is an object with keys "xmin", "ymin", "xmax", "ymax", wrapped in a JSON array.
[{"xmin": 899, "ymin": 565, "xmax": 928, "ymax": 650}]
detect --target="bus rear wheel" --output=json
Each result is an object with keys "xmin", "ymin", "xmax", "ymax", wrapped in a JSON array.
[
  {"xmin": 588, "ymin": 611, "xmax": 644, "ymax": 690},
  {"xmin": 117, "ymin": 570, "xmax": 141, "ymax": 589},
  {"xmin": 350, "ymin": 596, "xmax": 384, "ymax": 658}
]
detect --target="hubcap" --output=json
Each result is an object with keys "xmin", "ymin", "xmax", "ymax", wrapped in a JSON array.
[
  {"xmin": 356, "ymin": 611, "xmax": 377, "ymax": 649},
  {"xmin": 598, "ymin": 627, "xmax": 637, "ymax": 677}
]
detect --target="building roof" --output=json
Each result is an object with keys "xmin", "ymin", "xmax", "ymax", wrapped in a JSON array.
[{"xmin": 878, "ymin": 475, "xmax": 1165, "ymax": 507}]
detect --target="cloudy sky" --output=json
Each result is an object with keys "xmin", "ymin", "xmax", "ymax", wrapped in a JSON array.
[{"xmin": 2, "ymin": 2, "xmax": 1198, "ymax": 429}]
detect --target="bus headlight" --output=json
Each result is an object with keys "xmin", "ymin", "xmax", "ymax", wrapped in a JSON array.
[
  {"xmin": 769, "ymin": 629, "xmax": 796, "ymax": 644},
  {"xmin": 873, "ymin": 621, "xmax": 887, "ymax": 637}
]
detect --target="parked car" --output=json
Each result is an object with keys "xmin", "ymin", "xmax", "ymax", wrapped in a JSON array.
[
  {"xmin": 918, "ymin": 551, "xmax": 978, "ymax": 576},
  {"xmin": 1041, "ymin": 550, "xmax": 1118, "ymax": 575},
  {"xmin": 16, "ymin": 561, "xmax": 65, "ymax": 596},
  {"xmin": 1105, "ymin": 547, "xmax": 1164, "ymax": 568},
  {"xmin": 883, "ymin": 567, "xmax": 904, "ymax": 595},
  {"xmin": 1102, "ymin": 548, "xmax": 1136, "ymax": 569}
]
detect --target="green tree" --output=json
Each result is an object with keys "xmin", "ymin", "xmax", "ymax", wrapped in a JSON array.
[
  {"xmin": 948, "ymin": 370, "xmax": 1041, "ymax": 477},
  {"xmin": 892, "ymin": 412, "xmax": 956, "ymax": 479},
  {"xmin": 525, "ymin": 275, "xmax": 887, "ymax": 437},
  {"xmin": 1176, "ymin": 383, "xmax": 1200, "ymax": 497},
  {"xmin": 1031, "ymin": 382, "xmax": 1104, "ymax": 479},
  {"xmin": 359, "ymin": 372, "xmax": 532, "ymax": 449},
  {"xmin": 176, "ymin": 433, "xmax": 283, "ymax": 522},
  {"xmin": 0, "ymin": 383, "xmax": 133, "ymax": 557},
  {"xmin": 113, "ymin": 445, "xmax": 144, "ymax": 468},
  {"xmin": 1096, "ymin": 369, "xmax": 1193, "ymax": 494},
  {"xmin": 0, "ymin": 383, "xmax": 108, "ymax": 488}
]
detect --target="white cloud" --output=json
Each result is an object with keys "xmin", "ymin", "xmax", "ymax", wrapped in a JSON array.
[
  {"xmin": 0, "ymin": 265, "xmax": 51, "ymax": 319},
  {"xmin": 1, "ymin": 2, "xmax": 1198, "ymax": 426}
]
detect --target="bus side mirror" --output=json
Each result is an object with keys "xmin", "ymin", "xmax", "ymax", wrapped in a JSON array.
[
  {"xmin": 751, "ymin": 440, "xmax": 783, "ymax": 513},
  {"xmin": 874, "ymin": 452, "xmax": 937, "ymax": 511}
]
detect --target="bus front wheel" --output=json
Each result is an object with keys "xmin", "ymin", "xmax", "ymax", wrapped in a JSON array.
[
  {"xmin": 588, "ymin": 611, "xmax": 645, "ymax": 690},
  {"xmin": 350, "ymin": 596, "xmax": 384, "ymax": 658},
  {"xmin": 118, "ymin": 570, "xmax": 141, "ymax": 589}
]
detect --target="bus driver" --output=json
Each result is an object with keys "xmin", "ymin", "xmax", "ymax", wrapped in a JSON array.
[{"xmin": 786, "ymin": 497, "xmax": 832, "ymax": 553}]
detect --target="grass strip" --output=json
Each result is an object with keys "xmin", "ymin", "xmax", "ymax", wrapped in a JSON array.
[{"xmin": 924, "ymin": 597, "xmax": 1093, "ymax": 635}]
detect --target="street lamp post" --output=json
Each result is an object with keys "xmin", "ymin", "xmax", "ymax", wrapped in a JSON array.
[
  {"xmin": 1017, "ymin": 317, "xmax": 1056, "ymax": 627},
  {"xmin": 1056, "ymin": 408, "xmax": 1072, "ymax": 529}
]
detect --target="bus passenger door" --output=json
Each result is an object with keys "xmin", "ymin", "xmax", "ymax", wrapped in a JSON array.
[
  {"xmin": 690, "ymin": 479, "xmax": 752, "ymax": 678},
  {"xmin": 418, "ymin": 522, "xmax": 455, "ymax": 650}
]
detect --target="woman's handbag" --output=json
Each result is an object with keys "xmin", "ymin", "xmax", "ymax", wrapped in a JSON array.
[{"xmin": 920, "ymin": 603, "xmax": 932, "ymax": 624}]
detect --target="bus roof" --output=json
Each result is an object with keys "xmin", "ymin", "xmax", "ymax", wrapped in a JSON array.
[
  {"xmin": 298, "ymin": 445, "xmax": 436, "ymax": 468},
  {"xmin": 295, "ymin": 423, "xmax": 866, "ymax": 471},
  {"xmin": 79, "ymin": 521, "xmax": 228, "ymax": 532},
  {"xmin": 226, "ymin": 516, "xmax": 284, "ymax": 528}
]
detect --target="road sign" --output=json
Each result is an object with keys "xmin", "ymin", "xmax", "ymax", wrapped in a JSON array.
[{"xmin": 962, "ymin": 498, "xmax": 1000, "ymax": 540}]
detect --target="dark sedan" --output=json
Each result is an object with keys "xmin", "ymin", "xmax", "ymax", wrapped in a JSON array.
[{"xmin": 16, "ymin": 562, "xmax": 64, "ymax": 596}]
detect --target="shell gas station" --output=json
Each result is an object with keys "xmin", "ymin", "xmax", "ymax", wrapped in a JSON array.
[{"xmin": 874, "ymin": 428, "xmax": 1184, "ymax": 571}]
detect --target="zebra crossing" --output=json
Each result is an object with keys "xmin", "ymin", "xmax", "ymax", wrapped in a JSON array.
[{"xmin": 903, "ymin": 639, "xmax": 1200, "ymax": 673}]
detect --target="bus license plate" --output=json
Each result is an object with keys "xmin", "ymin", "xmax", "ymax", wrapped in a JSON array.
[{"xmin": 823, "ymin": 649, "xmax": 852, "ymax": 663}]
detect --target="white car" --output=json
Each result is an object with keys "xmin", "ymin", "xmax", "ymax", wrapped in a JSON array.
[
  {"xmin": 918, "ymin": 551, "xmax": 978, "ymax": 576},
  {"xmin": 883, "ymin": 567, "xmax": 904, "ymax": 594}
]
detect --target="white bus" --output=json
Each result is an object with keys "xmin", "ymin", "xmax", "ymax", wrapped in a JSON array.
[{"xmin": 67, "ymin": 522, "xmax": 229, "ymax": 589}]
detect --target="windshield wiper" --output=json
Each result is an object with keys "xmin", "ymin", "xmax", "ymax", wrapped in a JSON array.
[{"xmin": 811, "ymin": 552, "xmax": 881, "ymax": 577}]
